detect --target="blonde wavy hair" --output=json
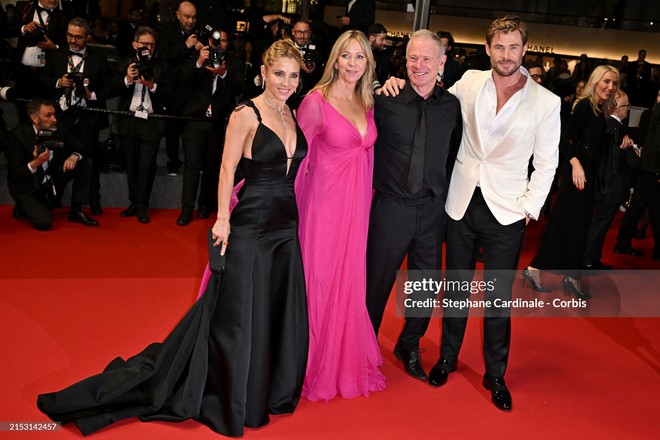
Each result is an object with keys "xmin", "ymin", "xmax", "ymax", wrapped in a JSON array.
[
  {"xmin": 309, "ymin": 30, "xmax": 375, "ymax": 110},
  {"xmin": 573, "ymin": 65, "xmax": 620, "ymax": 115}
]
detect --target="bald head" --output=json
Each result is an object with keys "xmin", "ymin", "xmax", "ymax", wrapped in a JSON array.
[{"xmin": 176, "ymin": 1, "xmax": 197, "ymax": 33}]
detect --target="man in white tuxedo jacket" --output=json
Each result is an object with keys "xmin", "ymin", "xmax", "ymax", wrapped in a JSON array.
[{"xmin": 433, "ymin": 16, "xmax": 560, "ymax": 411}]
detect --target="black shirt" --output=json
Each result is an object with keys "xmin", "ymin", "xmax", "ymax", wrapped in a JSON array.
[{"xmin": 374, "ymin": 82, "xmax": 462, "ymax": 200}]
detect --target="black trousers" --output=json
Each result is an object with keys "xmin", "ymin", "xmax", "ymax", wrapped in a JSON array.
[
  {"xmin": 61, "ymin": 111, "xmax": 102, "ymax": 203},
  {"xmin": 441, "ymin": 188, "xmax": 525, "ymax": 378},
  {"xmin": 617, "ymin": 170, "xmax": 660, "ymax": 255},
  {"xmin": 181, "ymin": 120, "xmax": 224, "ymax": 210},
  {"xmin": 366, "ymin": 191, "xmax": 445, "ymax": 352},
  {"xmin": 165, "ymin": 119, "xmax": 183, "ymax": 170},
  {"xmin": 583, "ymin": 175, "xmax": 629, "ymax": 265},
  {"xmin": 119, "ymin": 117, "xmax": 163, "ymax": 209},
  {"xmin": 16, "ymin": 158, "xmax": 93, "ymax": 231}
]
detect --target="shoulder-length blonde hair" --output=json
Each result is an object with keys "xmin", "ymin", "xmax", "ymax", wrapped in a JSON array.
[
  {"xmin": 573, "ymin": 65, "xmax": 619, "ymax": 115},
  {"xmin": 309, "ymin": 30, "xmax": 375, "ymax": 110}
]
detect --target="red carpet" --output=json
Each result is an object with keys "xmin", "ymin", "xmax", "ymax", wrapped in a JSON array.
[{"xmin": 1, "ymin": 205, "xmax": 659, "ymax": 439}]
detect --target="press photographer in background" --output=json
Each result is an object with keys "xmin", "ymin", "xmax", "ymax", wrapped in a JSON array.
[
  {"xmin": 6, "ymin": 0, "xmax": 72, "ymax": 121},
  {"xmin": 116, "ymin": 26, "xmax": 171, "ymax": 224},
  {"xmin": 176, "ymin": 27, "xmax": 244, "ymax": 226},
  {"xmin": 39, "ymin": 17, "xmax": 119, "ymax": 216},
  {"xmin": 6, "ymin": 98, "xmax": 97, "ymax": 230},
  {"xmin": 287, "ymin": 19, "xmax": 324, "ymax": 109}
]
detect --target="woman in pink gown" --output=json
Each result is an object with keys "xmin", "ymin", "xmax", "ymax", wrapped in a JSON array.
[{"xmin": 295, "ymin": 30, "xmax": 386, "ymax": 401}]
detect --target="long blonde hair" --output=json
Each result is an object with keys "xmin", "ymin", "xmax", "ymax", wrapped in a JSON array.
[
  {"xmin": 309, "ymin": 30, "xmax": 375, "ymax": 110},
  {"xmin": 573, "ymin": 65, "xmax": 619, "ymax": 115}
]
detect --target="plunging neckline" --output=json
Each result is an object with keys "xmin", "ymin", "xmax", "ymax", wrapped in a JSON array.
[
  {"xmin": 325, "ymin": 100, "xmax": 369, "ymax": 141},
  {"xmin": 258, "ymin": 122, "xmax": 298, "ymax": 176}
]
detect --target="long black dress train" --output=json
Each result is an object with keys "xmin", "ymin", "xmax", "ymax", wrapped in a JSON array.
[{"xmin": 37, "ymin": 101, "xmax": 309, "ymax": 437}]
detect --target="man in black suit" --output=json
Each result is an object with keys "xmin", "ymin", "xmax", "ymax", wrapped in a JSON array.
[
  {"xmin": 6, "ymin": 0, "xmax": 71, "ymax": 120},
  {"xmin": 158, "ymin": 1, "xmax": 203, "ymax": 176},
  {"xmin": 39, "ymin": 17, "xmax": 119, "ymax": 215},
  {"xmin": 176, "ymin": 28, "xmax": 243, "ymax": 225},
  {"xmin": 627, "ymin": 49, "xmax": 652, "ymax": 107},
  {"xmin": 6, "ymin": 98, "xmax": 98, "ymax": 230},
  {"xmin": 366, "ymin": 30, "xmax": 462, "ymax": 382},
  {"xmin": 337, "ymin": 0, "xmax": 375, "ymax": 35},
  {"xmin": 288, "ymin": 19, "xmax": 324, "ymax": 110},
  {"xmin": 116, "ymin": 26, "xmax": 171, "ymax": 224},
  {"xmin": 436, "ymin": 30, "xmax": 463, "ymax": 89},
  {"xmin": 583, "ymin": 91, "xmax": 638, "ymax": 269}
]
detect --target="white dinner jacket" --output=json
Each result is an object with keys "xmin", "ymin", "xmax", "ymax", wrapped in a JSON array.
[{"xmin": 446, "ymin": 69, "xmax": 560, "ymax": 225}]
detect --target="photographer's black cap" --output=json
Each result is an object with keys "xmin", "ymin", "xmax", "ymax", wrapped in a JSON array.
[{"xmin": 367, "ymin": 23, "xmax": 388, "ymax": 35}]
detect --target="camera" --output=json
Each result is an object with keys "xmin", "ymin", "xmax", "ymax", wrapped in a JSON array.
[
  {"xmin": 36, "ymin": 129, "xmax": 64, "ymax": 155},
  {"xmin": 66, "ymin": 72, "xmax": 87, "ymax": 98},
  {"xmin": 193, "ymin": 25, "xmax": 212, "ymax": 44},
  {"xmin": 207, "ymin": 30, "xmax": 226, "ymax": 68},
  {"xmin": 0, "ymin": 86, "xmax": 16, "ymax": 102},
  {"xmin": 135, "ymin": 47, "xmax": 155, "ymax": 81},
  {"xmin": 25, "ymin": 25, "xmax": 48, "ymax": 47},
  {"xmin": 300, "ymin": 44, "xmax": 317, "ymax": 71}
]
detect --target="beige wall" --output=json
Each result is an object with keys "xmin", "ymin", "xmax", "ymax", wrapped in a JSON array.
[{"xmin": 325, "ymin": 6, "xmax": 660, "ymax": 64}]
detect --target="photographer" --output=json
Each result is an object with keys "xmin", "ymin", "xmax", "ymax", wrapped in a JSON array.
[
  {"xmin": 288, "ymin": 19, "xmax": 324, "ymax": 109},
  {"xmin": 158, "ymin": 1, "xmax": 204, "ymax": 176},
  {"xmin": 176, "ymin": 28, "xmax": 244, "ymax": 225},
  {"xmin": 116, "ymin": 26, "xmax": 171, "ymax": 224},
  {"xmin": 6, "ymin": 98, "xmax": 98, "ymax": 230},
  {"xmin": 6, "ymin": 0, "xmax": 72, "ymax": 120},
  {"xmin": 39, "ymin": 17, "xmax": 119, "ymax": 216}
]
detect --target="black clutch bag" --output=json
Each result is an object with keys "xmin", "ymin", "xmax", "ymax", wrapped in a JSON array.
[{"xmin": 208, "ymin": 229, "xmax": 226, "ymax": 274}]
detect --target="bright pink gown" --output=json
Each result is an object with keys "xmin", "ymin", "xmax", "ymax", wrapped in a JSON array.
[{"xmin": 294, "ymin": 91, "xmax": 385, "ymax": 402}]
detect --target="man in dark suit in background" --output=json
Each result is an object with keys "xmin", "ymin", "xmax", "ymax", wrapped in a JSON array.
[
  {"xmin": 39, "ymin": 17, "xmax": 118, "ymax": 215},
  {"xmin": 116, "ymin": 26, "xmax": 171, "ymax": 224},
  {"xmin": 288, "ymin": 19, "xmax": 323, "ymax": 110},
  {"xmin": 7, "ymin": 0, "xmax": 71, "ymax": 120},
  {"xmin": 6, "ymin": 98, "xmax": 98, "ymax": 230},
  {"xmin": 338, "ymin": 0, "xmax": 375, "ymax": 35},
  {"xmin": 158, "ymin": 1, "xmax": 203, "ymax": 176},
  {"xmin": 176, "ymin": 28, "xmax": 243, "ymax": 226},
  {"xmin": 436, "ymin": 30, "xmax": 463, "ymax": 89}
]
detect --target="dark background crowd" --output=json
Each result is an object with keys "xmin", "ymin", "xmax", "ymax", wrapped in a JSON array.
[{"xmin": 0, "ymin": 0, "xmax": 658, "ymax": 235}]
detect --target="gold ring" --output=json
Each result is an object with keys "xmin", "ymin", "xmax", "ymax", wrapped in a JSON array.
[{"xmin": 222, "ymin": 241, "xmax": 229, "ymax": 246}]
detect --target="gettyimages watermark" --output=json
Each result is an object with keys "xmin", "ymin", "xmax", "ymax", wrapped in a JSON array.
[{"xmin": 395, "ymin": 270, "xmax": 660, "ymax": 317}]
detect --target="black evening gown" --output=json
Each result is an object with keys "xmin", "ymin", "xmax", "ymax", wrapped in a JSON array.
[
  {"xmin": 530, "ymin": 98, "xmax": 606, "ymax": 278},
  {"xmin": 37, "ymin": 101, "xmax": 309, "ymax": 437}
]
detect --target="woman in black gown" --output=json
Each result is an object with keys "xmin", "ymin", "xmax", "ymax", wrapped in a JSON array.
[
  {"xmin": 37, "ymin": 39, "xmax": 309, "ymax": 438},
  {"xmin": 525, "ymin": 65, "xmax": 620, "ymax": 298}
]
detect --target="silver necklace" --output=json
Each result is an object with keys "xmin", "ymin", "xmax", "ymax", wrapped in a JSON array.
[{"xmin": 260, "ymin": 94, "xmax": 287, "ymax": 125}]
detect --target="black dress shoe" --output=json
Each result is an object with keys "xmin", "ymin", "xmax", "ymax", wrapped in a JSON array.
[
  {"xmin": 614, "ymin": 245, "xmax": 644, "ymax": 257},
  {"xmin": 428, "ymin": 358, "xmax": 456, "ymax": 387},
  {"xmin": 68, "ymin": 210, "xmax": 100, "ymax": 227},
  {"xmin": 197, "ymin": 206, "xmax": 211, "ymax": 219},
  {"xmin": 177, "ymin": 208, "xmax": 194, "ymax": 226},
  {"xmin": 482, "ymin": 376, "xmax": 512, "ymax": 411},
  {"xmin": 393, "ymin": 344, "xmax": 427, "ymax": 381},
  {"xmin": 90, "ymin": 201, "xmax": 103, "ymax": 216},
  {"xmin": 120, "ymin": 205, "xmax": 136, "ymax": 217},
  {"xmin": 136, "ymin": 209, "xmax": 150, "ymax": 224},
  {"xmin": 521, "ymin": 268, "xmax": 552, "ymax": 292}
]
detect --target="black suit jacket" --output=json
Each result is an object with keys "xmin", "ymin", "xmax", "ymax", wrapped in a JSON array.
[
  {"xmin": 115, "ymin": 55, "xmax": 172, "ymax": 136},
  {"xmin": 157, "ymin": 21, "xmax": 199, "ymax": 112},
  {"xmin": 179, "ymin": 57, "xmax": 244, "ymax": 124},
  {"xmin": 6, "ymin": 121, "xmax": 84, "ymax": 202},
  {"xmin": 441, "ymin": 57, "xmax": 463, "ymax": 90},
  {"xmin": 7, "ymin": 1, "xmax": 71, "ymax": 62},
  {"xmin": 345, "ymin": 0, "xmax": 375, "ymax": 35},
  {"xmin": 39, "ymin": 46, "xmax": 119, "ymax": 108}
]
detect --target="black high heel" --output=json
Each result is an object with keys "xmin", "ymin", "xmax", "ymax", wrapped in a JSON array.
[
  {"xmin": 522, "ymin": 268, "xmax": 552, "ymax": 293},
  {"xmin": 562, "ymin": 277, "xmax": 592, "ymax": 299}
]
